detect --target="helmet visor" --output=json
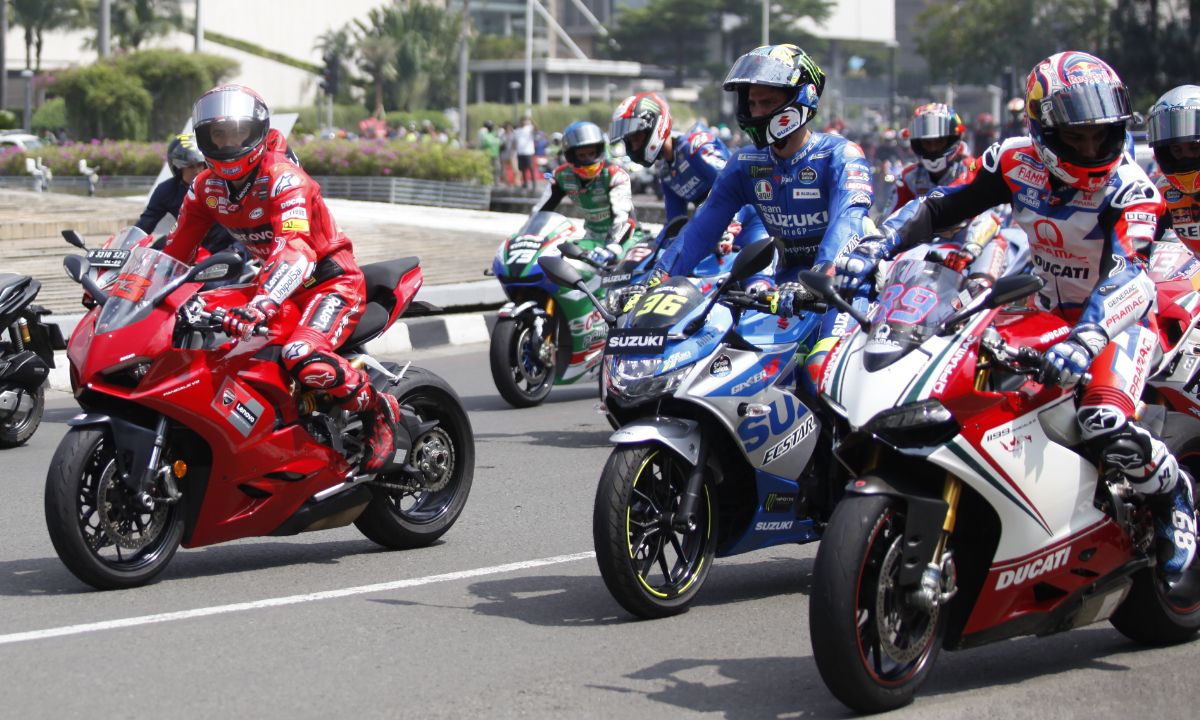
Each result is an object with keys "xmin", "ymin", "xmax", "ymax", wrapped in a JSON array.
[
  {"xmin": 723, "ymin": 51, "xmax": 798, "ymax": 90},
  {"xmin": 608, "ymin": 115, "xmax": 649, "ymax": 143},
  {"xmin": 1039, "ymin": 82, "xmax": 1131, "ymax": 127},
  {"xmin": 909, "ymin": 113, "xmax": 958, "ymax": 140},
  {"xmin": 193, "ymin": 89, "xmax": 269, "ymax": 161},
  {"xmin": 1149, "ymin": 106, "xmax": 1200, "ymax": 146}
]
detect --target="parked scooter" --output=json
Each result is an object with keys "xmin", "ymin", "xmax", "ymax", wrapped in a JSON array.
[{"xmin": 0, "ymin": 272, "xmax": 64, "ymax": 447}]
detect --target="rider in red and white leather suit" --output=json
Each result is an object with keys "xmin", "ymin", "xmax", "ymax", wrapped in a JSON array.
[
  {"xmin": 885, "ymin": 52, "xmax": 1197, "ymax": 577},
  {"xmin": 164, "ymin": 84, "xmax": 402, "ymax": 474},
  {"xmin": 889, "ymin": 103, "xmax": 978, "ymax": 215}
]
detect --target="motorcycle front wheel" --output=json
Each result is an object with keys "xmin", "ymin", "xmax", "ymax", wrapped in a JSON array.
[
  {"xmin": 0, "ymin": 383, "xmax": 44, "ymax": 448},
  {"xmin": 44, "ymin": 427, "xmax": 184, "ymax": 590},
  {"xmin": 1110, "ymin": 414, "xmax": 1200, "ymax": 645},
  {"xmin": 593, "ymin": 443, "xmax": 718, "ymax": 619},
  {"xmin": 489, "ymin": 314, "xmax": 556, "ymax": 408},
  {"xmin": 355, "ymin": 366, "xmax": 475, "ymax": 549},
  {"xmin": 810, "ymin": 491, "xmax": 944, "ymax": 713}
]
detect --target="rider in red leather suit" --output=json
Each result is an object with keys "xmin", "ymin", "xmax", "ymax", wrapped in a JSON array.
[{"xmin": 164, "ymin": 84, "xmax": 402, "ymax": 473}]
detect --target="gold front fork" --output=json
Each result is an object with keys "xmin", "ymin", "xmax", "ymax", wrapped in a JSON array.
[{"xmin": 931, "ymin": 474, "xmax": 963, "ymax": 562}]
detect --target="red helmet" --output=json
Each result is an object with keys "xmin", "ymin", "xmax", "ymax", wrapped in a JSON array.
[
  {"xmin": 908, "ymin": 103, "xmax": 966, "ymax": 175},
  {"xmin": 1025, "ymin": 51, "xmax": 1131, "ymax": 192},
  {"xmin": 609, "ymin": 92, "xmax": 672, "ymax": 166},
  {"xmin": 193, "ymin": 84, "xmax": 270, "ymax": 180}
]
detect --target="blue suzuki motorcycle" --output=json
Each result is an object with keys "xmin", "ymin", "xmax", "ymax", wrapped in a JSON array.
[{"xmin": 539, "ymin": 239, "xmax": 843, "ymax": 618}]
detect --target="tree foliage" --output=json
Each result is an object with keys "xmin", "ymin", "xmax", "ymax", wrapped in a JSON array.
[
  {"xmin": 12, "ymin": 0, "xmax": 90, "ymax": 71},
  {"xmin": 915, "ymin": 0, "xmax": 1198, "ymax": 112},
  {"xmin": 608, "ymin": 0, "xmax": 831, "ymax": 83},
  {"xmin": 108, "ymin": 0, "xmax": 183, "ymax": 51},
  {"xmin": 55, "ymin": 63, "xmax": 153, "ymax": 140},
  {"xmin": 116, "ymin": 50, "xmax": 239, "ymax": 139},
  {"xmin": 52, "ymin": 51, "xmax": 238, "ymax": 141},
  {"xmin": 339, "ymin": 1, "xmax": 462, "ymax": 115}
]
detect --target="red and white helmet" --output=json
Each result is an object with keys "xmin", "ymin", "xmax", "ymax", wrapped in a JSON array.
[
  {"xmin": 609, "ymin": 92, "xmax": 672, "ymax": 166},
  {"xmin": 1024, "ymin": 51, "xmax": 1131, "ymax": 192},
  {"xmin": 193, "ymin": 84, "xmax": 271, "ymax": 180}
]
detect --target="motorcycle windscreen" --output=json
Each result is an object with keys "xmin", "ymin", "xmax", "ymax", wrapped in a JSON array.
[
  {"xmin": 95, "ymin": 247, "xmax": 191, "ymax": 334},
  {"xmin": 863, "ymin": 259, "xmax": 966, "ymax": 371},
  {"xmin": 515, "ymin": 211, "xmax": 576, "ymax": 243},
  {"xmin": 623, "ymin": 278, "xmax": 706, "ymax": 330}
]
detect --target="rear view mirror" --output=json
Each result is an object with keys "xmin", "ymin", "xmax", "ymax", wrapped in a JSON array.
[
  {"xmin": 538, "ymin": 256, "xmax": 584, "ymax": 288},
  {"xmin": 63, "ymin": 254, "xmax": 88, "ymax": 283},
  {"xmin": 729, "ymin": 238, "xmax": 775, "ymax": 281},
  {"xmin": 62, "ymin": 229, "xmax": 87, "ymax": 250},
  {"xmin": 559, "ymin": 243, "xmax": 586, "ymax": 261},
  {"xmin": 988, "ymin": 273, "xmax": 1044, "ymax": 308}
]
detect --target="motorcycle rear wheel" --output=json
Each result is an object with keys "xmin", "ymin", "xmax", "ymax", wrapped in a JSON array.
[
  {"xmin": 810, "ymin": 492, "xmax": 944, "ymax": 713},
  {"xmin": 44, "ymin": 427, "xmax": 184, "ymax": 590},
  {"xmin": 355, "ymin": 366, "xmax": 474, "ymax": 549},
  {"xmin": 0, "ymin": 383, "xmax": 44, "ymax": 448},
  {"xmin": 489, "ymin": 315, "xmax": 556, "ymax": 408},
  {"xmin": 592, "ymin": 443, "xmax": 718, "ymax": 619},
  {"xmin": 1110, "ymin": 415, "xmax": 1200, "ymax": 645}
]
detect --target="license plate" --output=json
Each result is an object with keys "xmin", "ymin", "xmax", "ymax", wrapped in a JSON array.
[{"xmin": 87, "ymin": 248, "xmax": 130, "ymax": 268}]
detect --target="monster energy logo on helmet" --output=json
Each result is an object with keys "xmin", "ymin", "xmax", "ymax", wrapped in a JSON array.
[{"xmin": 725, "ymin": 44, "xmax": 826, "ymax": 149}]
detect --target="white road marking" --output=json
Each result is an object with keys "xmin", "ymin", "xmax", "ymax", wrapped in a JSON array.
[{"xmin": 0, "ymin": 551, "xmax": 595, "ymax": 646}]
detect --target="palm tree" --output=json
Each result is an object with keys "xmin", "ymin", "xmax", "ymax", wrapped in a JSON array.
[
  {"xmin": 12, "ymin": 0, "xmax": 89, "ymax": 71},
  {"xmin": 354, "ymin": 33, "xmax": 399, "ymax": 119},
  {"xmin": 110, "ymin": 0, "xmax": 183, "ymax": 50}
]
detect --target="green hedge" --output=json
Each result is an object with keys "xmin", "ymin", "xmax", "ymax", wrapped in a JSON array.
[
  {"xmin": 0, "ymin": 140, "xmax": 166, "ymax": 175},
  {"xmin": 0, "ymin": 138, "xmax": 492, "ymax": 185},
  {"xmin": 463, "ymin": 101, "xmax": 697, "ymax": 143},
  {"xmin": 294, "ymin": 139, "xmax": 491, "ymax": 184}
]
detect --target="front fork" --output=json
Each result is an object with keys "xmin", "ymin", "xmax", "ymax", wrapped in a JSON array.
[{"xmin": 911, "ymin": 474, "xmax": 962, "ymax": 613}]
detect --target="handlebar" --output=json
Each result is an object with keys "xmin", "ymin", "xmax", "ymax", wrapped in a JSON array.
[
  {"xmin": 989, "ymin": 342, "xmax": 1091, "ymax": 386},
  {"xmin": 192, "ymin": 306, "xmax": 270, "ymax": 337}
]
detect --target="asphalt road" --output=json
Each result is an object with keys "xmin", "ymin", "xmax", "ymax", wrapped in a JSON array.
[{"xmin": 1, "ymin": 344, "xmax": 1198, "ymax": 719}]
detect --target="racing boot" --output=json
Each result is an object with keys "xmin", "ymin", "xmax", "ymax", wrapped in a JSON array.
[
  {"xmin": 1096, "ymin": 418, "xmax": 1196, "ymax": 576},
  {"xmin": 360, "ymin": 386, "xmax": 404, "ymax": 474}
]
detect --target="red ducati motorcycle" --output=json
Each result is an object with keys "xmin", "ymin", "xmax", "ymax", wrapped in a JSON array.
[
  {"xmin": 47, "ymin": 243, "xmax": 474, "ymax": 590},
  {"xmin": 802, "ymin": 259, "xmax": 1200, "ymax": 712}
]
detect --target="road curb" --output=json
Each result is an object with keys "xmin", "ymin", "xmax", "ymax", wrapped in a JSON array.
[{"xmin": 46, "ymin": 310, "xmax": 499, "ymax": 393}]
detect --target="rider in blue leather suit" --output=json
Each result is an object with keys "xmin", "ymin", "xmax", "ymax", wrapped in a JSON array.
[{"xmin": 653, "ymin": 44, "xmax": 880, "ymax": 393}]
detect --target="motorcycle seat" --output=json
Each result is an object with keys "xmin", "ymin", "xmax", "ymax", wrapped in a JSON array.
[
  {"xmin": 0, "ymin": 273, "xmax": 32, "ymax": 307},
  {"xmin": 361, "ymin": 257, "xmax": 420, "ymax": 314},
  {"xmin": 342, "ymin": 257, "xmax": 420, "ymax": 348}
]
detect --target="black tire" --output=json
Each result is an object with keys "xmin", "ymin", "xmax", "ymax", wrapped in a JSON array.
[
  {"xmin": 592, "ymin": 443, "xmax": 718, "ymax": 619},
  {"xmin": 1110, "ymin": 413, "xmax": 1200, "ymax": 645},
  {"xmin": 355, "ymin": 366, "xmax": 474, "ymax": 549},
  {"xmin": 810, "ymin": 492, "xmax": 944, "ymax": 713},
  {"xmin": 0, "ymin": 383, "xmax": 44, "ymax": 448},
  {"xmin": 489, "ymin": 315, "xmax": 555, "ymax": 408},
  {"xmin": 44, "ymin": 427, "xmax": 184, "ymax": 590}
]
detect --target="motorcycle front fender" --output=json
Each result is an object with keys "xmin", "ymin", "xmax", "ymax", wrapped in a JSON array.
[
  {"xmin": 846, "ymin": 470, "xmax": 949, "ymax": 587},
  {"xmin": 610, "ymin": 417, "xmax": 701, "ymax": 466},
  {"xmin": 497, "ymin": 300, "xmax": 543, "ymax": 320},
  {"xmin": 67, "ymin": 413, "xmax": 159, "ymax": 491}
]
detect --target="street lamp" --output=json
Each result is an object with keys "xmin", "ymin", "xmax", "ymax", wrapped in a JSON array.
[
  {"xmin": 508, "ymin": 80, "xmax": 522, "ymax": 122},
  {"xmin": 20, "ymin": 69, "xmax": 32, "ymax": 133}
]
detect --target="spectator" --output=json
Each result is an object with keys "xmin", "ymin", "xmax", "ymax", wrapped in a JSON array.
[
  {"xmin": 479, "ymin": 122, "xmax": 502, "ymax": 183},
  {"xmin": 499, "ymin": 121, "xmax": 517, "ymax": 186},
  {"xmin": 514, "ymin": 116, "xmax": 537, "ymax": 189}
]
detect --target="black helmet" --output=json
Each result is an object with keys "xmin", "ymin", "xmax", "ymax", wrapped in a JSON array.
[
  {"xmin": 723, "ymin": 44, "xmax": 825, "ymax": 149},
  {"xmin": 167, "ymin": 132, "xmax": 205, "ymax": 182}
]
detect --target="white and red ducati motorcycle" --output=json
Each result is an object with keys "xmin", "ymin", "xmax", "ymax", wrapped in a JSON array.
[{"xmin": 800, "ymin": 257, "xmax": 1200, "ymax": 713}]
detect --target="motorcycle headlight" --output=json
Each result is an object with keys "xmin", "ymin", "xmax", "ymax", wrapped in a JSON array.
[
  {"xmin": 865, "ymin": 399, "xmax": 959, "ymax": 447},
  {"xmin": 608, "ymin": 356, "xmax": 689, "ymax": 400}
]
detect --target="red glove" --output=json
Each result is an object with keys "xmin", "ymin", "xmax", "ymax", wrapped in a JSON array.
[{"xmin": 222, "ymin": 297, "xmax": 278, "ymax": 340}]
